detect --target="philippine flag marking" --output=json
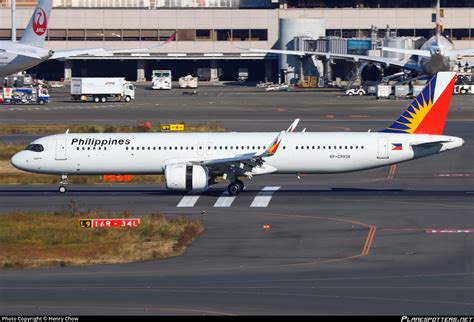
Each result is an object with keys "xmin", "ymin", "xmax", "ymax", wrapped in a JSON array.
[{"xmin": 391, "ymin": 143, "xmax": 402, "ymax": 151}]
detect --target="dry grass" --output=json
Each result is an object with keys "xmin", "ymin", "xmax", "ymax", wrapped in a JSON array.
[
  {"xmin": 0, "ymin": 211, "xmax": 204, "ymax": 268},
  {"xmin": 0, "ymin": 122, "xmax": 226, "ymax": 135}
]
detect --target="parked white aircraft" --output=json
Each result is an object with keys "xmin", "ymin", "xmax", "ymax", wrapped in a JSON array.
[
  {"xmin": 0, "ymin": 0, "xmax": 176, "ymax": 78},
  {"xmin": 244, "ymin": 0, "xmax": 473, "ymax": 78},
  {"xmin": 11, "ymin": 72, "xmax": 463, "ymax": 195}
]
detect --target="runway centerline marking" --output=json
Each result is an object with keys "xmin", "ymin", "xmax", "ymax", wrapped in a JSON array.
[
  {"xmin": 177, "ymin": 195, "xmax": 200, "ymax": 208},
  {"xmin": 213, "ymin": 192, "xmax": 236, "ymax": 208},
  {"xmin": 250, "ymin": 186, "xmax": 281, "ymax": 207}
]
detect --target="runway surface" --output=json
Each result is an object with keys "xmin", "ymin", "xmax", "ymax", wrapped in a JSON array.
[{"xmin": 0, "ymin": 86, "xmax": 473, "ymax": 315}]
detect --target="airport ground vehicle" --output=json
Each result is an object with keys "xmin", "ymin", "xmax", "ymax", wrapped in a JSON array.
[
  {"xmin": 376, "ymin": 84, "xmax": 393, "ymax": 99},
  {"xmin": 179, "ymin": 75, "xmax": 198, "ymax": 88},
  {"xmin": 11, "ymin": 72, "xmax": 463, "ymax": 195},
  {"xmin": 346, "ymin": 87, "xmax": 366, "ymax": 96},
  {"xmin": 454, "ymin": 84, "xmax": 474, "ymax": 95},
  {"xmin": 70, "ymin": 78, "xmax": 135, "ymax": 103},
  {"xmin": 1, "ymin": 86, "xmax": 49, "ymax": 104},
  {"xmin": 265, "ymin": 84, "xmax": 289, "ymax": 91},
  {"xmin": 151, "ymin": 70, "xmax": 172, "ymax": 90},
  {"xmin": 238, "ymin": 68, "xmax": 249, "ymax": 82}
]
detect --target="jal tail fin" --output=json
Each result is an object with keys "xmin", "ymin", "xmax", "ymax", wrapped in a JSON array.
[
  {"xmin": 20, "ymin": 0, "xmax": 52, "ymax": 47},
  {"xmin": 381, "ymin": 72, "xmax": 457, "ymax": 135}
]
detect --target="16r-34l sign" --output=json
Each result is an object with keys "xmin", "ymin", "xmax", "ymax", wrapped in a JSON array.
[{"xmin": 79, "ymin": 219, "xmax": 141, "ymax": 228}]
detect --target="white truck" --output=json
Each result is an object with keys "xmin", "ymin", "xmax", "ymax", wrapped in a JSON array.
[
  {"xmin": 178, "ymin": 75, "xmax": 198, "ymax": 88},
  {"xmin": 151, "ymin": 70, "xmax": 172, "ymax": 90},
  {"xmin": 70, "ymin": 77, "xmax": 135, "ymax": 103}
]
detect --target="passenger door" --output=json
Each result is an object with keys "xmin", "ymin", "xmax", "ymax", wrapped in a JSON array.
[
  {"xmin": 55, "ymin": 138, "xmax": 67, "ymax": 160},
  {"xmin": 377, "ymin": 137, "xmax": 389, "ymax": 159}
]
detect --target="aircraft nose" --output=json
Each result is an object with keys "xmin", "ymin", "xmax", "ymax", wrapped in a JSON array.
[{"xmin": 11, "ymin": 151, "xmax": 28, "ymax": 171}]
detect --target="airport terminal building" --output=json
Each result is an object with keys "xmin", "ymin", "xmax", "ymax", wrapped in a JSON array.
[{"xmin": 0, "ymin": 0, "xmax": 473, "ymax": 82}]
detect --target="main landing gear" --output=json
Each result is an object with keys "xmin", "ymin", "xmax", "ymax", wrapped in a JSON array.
[
  {"xmin": 59, "ymin": 174, "xmax": 68, "ymax": 193},
  {"xmin": 227, "ymin": 179, "xmax": 244, "ymax": 196}
]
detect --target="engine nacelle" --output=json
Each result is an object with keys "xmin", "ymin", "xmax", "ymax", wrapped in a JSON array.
[
  {"xmin": 165, "ymin": 163, "xmax": 209, "ymax": 191},
  {"xmin": 360, "ymin": 63, "xmax": 383, "ymax": 82}
]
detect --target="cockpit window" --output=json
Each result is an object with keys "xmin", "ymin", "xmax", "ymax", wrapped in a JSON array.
[{"xmin": 25, "ymin": 144, "xmax": 44, "ymax": 152}]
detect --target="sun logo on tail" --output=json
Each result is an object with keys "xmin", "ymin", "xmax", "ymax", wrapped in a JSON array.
[
  {"xmin": 381, "ymin": 72, "xmax": 456, "ymax": 135},
  {"xmin": 391, "ymin": 82, "xmax": 434, "ymax": 134}
]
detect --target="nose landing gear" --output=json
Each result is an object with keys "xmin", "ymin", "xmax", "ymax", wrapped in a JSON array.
[{"xmin": 59, "ymin": 174, "xmax": 68, "ymax": 193}]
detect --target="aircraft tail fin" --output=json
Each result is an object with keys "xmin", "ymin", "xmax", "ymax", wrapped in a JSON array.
[
  {"xmin": 20, "ymin": 0, "xmax": 52, "ymax": 47},
  {"xmin": 381, "ymin": 72, "xmax": 456, "ymax": 135}
]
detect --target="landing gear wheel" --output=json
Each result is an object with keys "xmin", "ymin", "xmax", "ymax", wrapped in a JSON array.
[
  {"xmin": 227, "ymin": 183, "xmax": 241, "ymax": 196},
  {"xmin": 59, "ymin": 186, "xmax": 67, "ymax": 193},
  {"xmin": 235, "ymin": 179, "xmax": 244, "ymax": 192},
  {"xmin": 100, "ymin": 97, "xmax": 107, "ymax": 103},
  {"xmin": 94, "ymin": 96, "xmax": 100, "ymax": 103}
]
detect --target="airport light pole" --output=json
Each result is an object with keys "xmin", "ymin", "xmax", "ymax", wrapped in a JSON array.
[{"xmin": 11, "ymin": 0, "xmax": 16, "ymax": 42}]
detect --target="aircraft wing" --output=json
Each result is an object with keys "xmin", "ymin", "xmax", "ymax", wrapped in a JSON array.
[
  {"xmin": 243, "ymin": 47, "xmax": 416, "ymax": 70},
  {"xmin": 447, "ymin": 48, "xmax": 474, "ymax": 59},
  {"xmin": 199, "ymin": 131, "xmax": 285, "ymax": 176},
  {"xmin": 381, "ymin": 47, "xmax": 432, "ymax": 58},
  {"xmin": 106, "ymin": 31, "xmax": 177, "ymax": 54},
  {"xmin": 0, "ymin": 48, "xmax": 42, "ymax": 59},
  {"xmin": 50, "ymin": 31, "xmax": 177, "ymax": 59},
  {"xmin": 50, "ymin": 48, "xmax": 107, "ymax": 59}
]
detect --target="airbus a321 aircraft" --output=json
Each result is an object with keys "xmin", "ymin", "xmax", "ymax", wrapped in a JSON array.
[
  {"xmin": 0, "ymin": 0, "xmax": 176, "ymax": 77},
  {"xmin": 11, "ymin": 72, "xmax": 463, "ymax": 195}
]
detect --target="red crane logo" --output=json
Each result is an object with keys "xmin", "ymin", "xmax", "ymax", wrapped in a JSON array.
[{"xmin": 32, "ymin": 8, "xmax": 47, "ymax": 36}]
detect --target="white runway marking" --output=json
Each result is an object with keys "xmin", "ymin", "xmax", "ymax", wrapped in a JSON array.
[
  {"xmin": 177, "ymin": 195, "xmax": 200, "ymax": 208},
  {"xmin": 213, "ymin": 192, "xmax": 236, "ymax": 208},
  {"xmin": 250, "ymin": 186, "xmax": 281, "ymax": 208}
]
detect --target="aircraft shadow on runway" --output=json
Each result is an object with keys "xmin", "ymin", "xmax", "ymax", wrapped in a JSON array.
[{"xmin": 0, "ymin": 187, "xmax": 470, "ymax": 196}]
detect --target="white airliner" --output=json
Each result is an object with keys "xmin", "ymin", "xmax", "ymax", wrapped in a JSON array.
[
  {"xmin": 11, "ymin": 72, "xmax": 463, "ymax": 195},
  {"xmin": 0, "ymin": 0, "xmax": 176, "ymax": 78}
]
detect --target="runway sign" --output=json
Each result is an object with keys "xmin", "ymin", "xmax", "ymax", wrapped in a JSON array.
[
  {"xmin": 79, "ymin": 219, "xmax": 141, "ymax": 228},
  {"xmin": 160, "ymin": 124, "xmax": 185, "ymax": 132}
]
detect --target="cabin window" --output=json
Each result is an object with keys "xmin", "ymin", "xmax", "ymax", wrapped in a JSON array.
[
  {"xmin": 104, "ymin": 147, "xmax": 107, "ymax": 150},
  {"xmin": 339, "ymin": 146, "xmax": 342, "ymax": 149}
]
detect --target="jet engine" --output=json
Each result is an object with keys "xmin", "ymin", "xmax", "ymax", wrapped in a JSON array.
[
  {"xmin": 165, "ymin": 163, "xmax": 209, "ymax": 191},
  {"xmin": 360, "ymin": 63, "xmax": 383, "ymax": 82}
]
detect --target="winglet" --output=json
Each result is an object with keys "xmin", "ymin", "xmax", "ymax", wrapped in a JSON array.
[
  {"xmin": 263, "ymin": 131, "xmax": 284, "ymax": 157},
  {"xmin": 286, "ymin": 119, "xmax": 300, "ymax": 132},
  {"xmin": 165, "ymin": 31, "xmax": 178, "ymax": 44}
]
